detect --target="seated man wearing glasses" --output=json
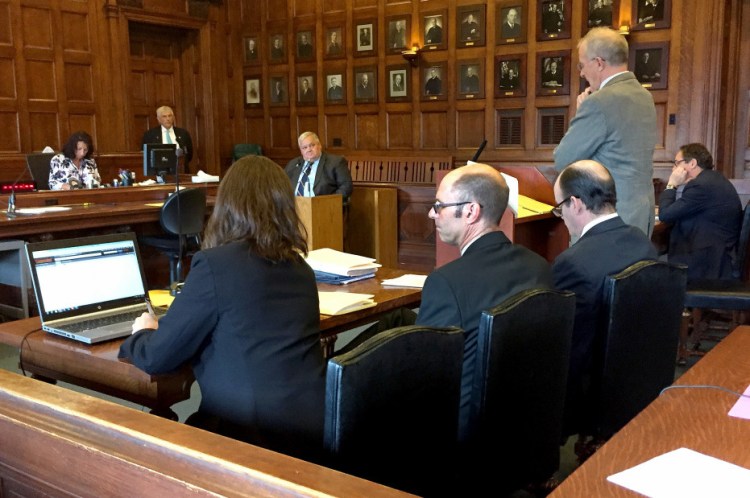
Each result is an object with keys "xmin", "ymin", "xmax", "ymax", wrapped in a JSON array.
[{"xmin": 551, "ymin": 159, "xmax": 656, "ymax": 446}]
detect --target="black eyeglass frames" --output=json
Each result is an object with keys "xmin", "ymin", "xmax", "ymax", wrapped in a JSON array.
[{"xmin": 551, "ymin": 197, "xmax": 572, "ymax": 217}]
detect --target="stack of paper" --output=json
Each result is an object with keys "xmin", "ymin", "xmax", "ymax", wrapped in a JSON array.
[
  {"xmin": 518, "ymin": 195, "xmax": 554, "ymax": 217},
  {"xmin": 381, "ymin": 274, "xmax": 428, "ymax": 288},
  {"xmin": 318, "ymin": 291, "xmax": 376, "ymax": 315},
  {"xmin": 305, "ymin": 248, "xmax": 381, "ymax": 277},
  {"xmin": 192, "ymin": 170, "xmax": 220, "ymax": 183}
]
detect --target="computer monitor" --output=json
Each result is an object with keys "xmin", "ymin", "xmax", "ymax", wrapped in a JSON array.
[{"xmin": 143, "ymin": 143, "xmax": 177, "ymax": 183}]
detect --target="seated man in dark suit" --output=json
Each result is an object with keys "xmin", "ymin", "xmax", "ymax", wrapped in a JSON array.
[
  {"xmin": 283, "ymin": 131, "xmax": 352, "ymax": 203},
  {"xmin": 551, "ymin": 159, "xmax": 657, "ymax": 446},
  {"xmin": 141, "ymin": 105, "xmax": 194, "ymax": 172},
  {"xmin": 659, "ymin": 143, "xmax": 742, "ymax": 282}
]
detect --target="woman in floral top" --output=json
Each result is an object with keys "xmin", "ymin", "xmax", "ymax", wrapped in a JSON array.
[{"xmin": 48, "ymin": 131, "xmax": 101, "ymax": 190}]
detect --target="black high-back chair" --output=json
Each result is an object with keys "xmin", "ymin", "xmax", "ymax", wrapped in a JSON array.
[
  {"xmin": 324, "ymin": 325, "xmax": 464, "ymax": 496},
  {"xmin": 594, "ymin": 260, "xmax": 686, "ymax": 439},
  {"xmin": 679, "ymin": 200, "xmax": 750, "ymax": 363},
  {"xmin": 232, "ymin": 144, "xmax": 262, "ymax": 162},
  {"xmin": 140, "ymin": 188, "xmax": 207, "ymax": 292},
  {"xmin": 26, "ymin": 153, "xmax": 55, "ymax": 190},
  {"xmin": 463, "ymin": 289, "xmax": 575, "ymax": 495}
]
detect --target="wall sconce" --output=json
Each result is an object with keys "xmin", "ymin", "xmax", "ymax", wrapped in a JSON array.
[
  {"xmin": 402, "ymin": 43, "xmax": 421, "ymax": 67},
  {"xmin": 618, "ymin": 22, "xmax": 631, "ymax": 37}
]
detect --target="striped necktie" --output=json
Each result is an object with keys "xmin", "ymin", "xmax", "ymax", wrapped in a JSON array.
[{"xmin": 296, "ymin": 161, "xmax": 311, "ymax": 196}]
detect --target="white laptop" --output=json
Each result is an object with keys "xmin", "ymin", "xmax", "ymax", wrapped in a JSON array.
[{"xmin": 25, "ymin": 233, "xmax": 152, "ymax": 344}]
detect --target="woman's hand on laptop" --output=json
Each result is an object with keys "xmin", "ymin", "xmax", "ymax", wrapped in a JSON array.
[{"xmin": 132, "ymin": 312, "xmax": 159, "ymax": 334}]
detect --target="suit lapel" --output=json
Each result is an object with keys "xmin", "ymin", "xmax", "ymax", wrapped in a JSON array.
[{"xmin": 311, "ymin": 154, "xmax": 326, "ymax": 194}]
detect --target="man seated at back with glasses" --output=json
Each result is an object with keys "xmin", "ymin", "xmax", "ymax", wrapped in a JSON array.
[
  {"xmin": 550, "ymin": 159, "xmax": 656, "ymax": 450},
  {"xmin": 658, "ymin": 143, "xmax": 742, "ymax": 282}
]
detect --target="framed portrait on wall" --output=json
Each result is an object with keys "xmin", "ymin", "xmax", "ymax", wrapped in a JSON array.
[
  {"xmin": 296, "ymin": 29, "xmax": 315, "ymax": 61},
  {"xmin": 421, "ymin": 61, "xmax": 447, "ymax": 101},
  {"xmin": 456, "ymin": 5, "xmax": 485, "ymax": 48},
  {"xmin": 386, "ymin": 15, "xmax": 410, "ymax": 54},
  {"xmin": 268, "ymin": 75, "xmax": 288, "ymax": 106},
  {"xmin": 386, "ymin": 64, "xmax": 409, "ymax": 102},
  {"xmin": 537, "ymin": 0, "xmax": 571, "ymax": 41},
  {"xmin": 269, "ymin": 33, "xmax": 286, "ymax": 64},
  {"xmin": 354, "ymin": 66, "xmax": 377, "ymax": 103},
  {"xmin": 243, "ymin": 36, "xmax": 260, "ymax": 64},
  {"xmin": 422, "ymin": 10, "xmax": 447, "ymax": 51},
  {"xmin": 457, "ymin": 59, "xmax": 485, "ymax": 99},
  {"xmin": 325, "ymin": 72, "xmax": 346, "ymax": 104},
  {"xmin": 495, "ymin": 54, "xmax": 526, "ymax": 98},
  {"xmin": 354, "ymin": 20, "xmax": 377, "ymax": 57},
  {"xmin": 296, "ymin": 74, "xmax": 316, "ymax": 105},
  {"xmin": 536, "ymin": 51, "xmax": 570, "ymax": 96},
  {"xmin": 583, "ymin": 0, "xmax": 619, "ymax": 31},
  {"xmin": 632, "ymin": 0, "xmax": 671, "ymax": 31},
  {"xmin": 630, "ymin": 41, "xmax": 669, "ymax": 90},
  {"xmin": 324, "ymin": 25, "xmax": 345, "ymax": 60},
  {"xmin": 496, "ymin": 1, "xmax": 527, "ymax": 45},
  {"xmin": 244, "ymin": 78, "xmax": 261, "ymax": 107}
]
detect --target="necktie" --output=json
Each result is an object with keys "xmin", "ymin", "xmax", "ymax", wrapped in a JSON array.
[
  {"xmin": 296, "ymin": 161, "xmax": 311, "ymax": 196},
  {"xmin": 165, "ymin": 130, "xmax": 173, "ymax": 144}
]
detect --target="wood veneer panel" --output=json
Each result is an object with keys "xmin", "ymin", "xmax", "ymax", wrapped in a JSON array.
[
  {"xmin": 21, "ymin": 7, "xmax": 52, "ymax": 50},
  {"xmin": 64, "ymin": 63, "xmax": 94, "ymax": 102},
  {"xmin": 61, "ymin": 12, "xmax": 91, "ymax": 53},
  {"xmin": 0, "ymin": 3, "xmax": 11, "ymax": 45},
  {"xmin": 0, "ymin": 112, "xmax": 20, "ymax": 152},
  {"xmin": 24, "ymin": 61, "xmax": 56, "ymax": 101},
  {"xmin": 387, "ymin": 111, "xmax": 413, "ymax": 149},
  {"xmin": 456, "ymin": 109, "xmax": 485, "ymax": 148},
  {"xmin": 356, "ymin": 113, "xmax": 380, "ymax": 149},
  {"xmin": 420, "ymin": 111, "xmax": 448, "ymax": 149},
  {"xmin": 325, "ymin": 113, "xmax": 350, "ymax": 148}
]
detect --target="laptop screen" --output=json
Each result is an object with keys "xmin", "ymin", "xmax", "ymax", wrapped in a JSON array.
[{"xmin": 27, "ymin": 233, "xmax": 149, "ymax": 320}]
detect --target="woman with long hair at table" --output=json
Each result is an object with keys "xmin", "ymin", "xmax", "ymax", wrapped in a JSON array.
[
  {"xmin": 48, "ymin": 131, "xmax": 101, "ymax": 190},
  {"xmin": 119, "ymin": 155, "xmax": 325, "ymax": 463}
]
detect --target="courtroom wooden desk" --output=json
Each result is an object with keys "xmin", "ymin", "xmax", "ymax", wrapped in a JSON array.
[
  {"xmin": 0, "ymin": 267, "xmax": 422, "ymax": 417},
  {"xmin": 550, "ymin": 325, "xmax": 750, "ymax": 497}
]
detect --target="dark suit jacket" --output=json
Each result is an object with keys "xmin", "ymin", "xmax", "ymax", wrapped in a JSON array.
[
  {"xmin": 416, "ymin": 231, "xmax": 553, "ymax": 441},
  {"xmin": 284, "ymin": 152, "xmax": 353, "ymax": 201},
  {"xmin": 142, "ymin": 126, "xmax": 194, "ymax": 169},
  {"xmin": 551, "ymin": 216, "xmax": 657, "ymax": 436},
  {"xmin": 119, "ymin": 240, "xmax": 326, "ymax": 462},
  {"xmin": 659, "ymin": 169, "xmax": 742, "ymax": 282}
]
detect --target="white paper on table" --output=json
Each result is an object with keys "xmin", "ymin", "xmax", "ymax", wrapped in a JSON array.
[
  {"xmin": 318, "ymin": 291, "xmax": 376, "ymax": 315},
  {"xmin": 381, "ymin": 274, "xmax": 428, "ymax": 288},
  {"xmin": 16, "ymin": 206, "xmax": 73, "ymax": 214},
  {"xmin": 607, "ymin": 447, "xmax": 750, "ymax": 498},
  {"xmin": 305, "ymin": 248, "xmax": 381, "ymax": 276},
  {"xmin": 192, "ymin": 170, "xmax": 220, "ymax": 182},
  {"xmin": 466, "ymin": 160, "xmax": 518, "ymax": 215}
]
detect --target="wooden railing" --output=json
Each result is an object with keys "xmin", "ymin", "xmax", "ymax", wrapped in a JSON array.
[{"xmin": 347, "ymin": 156, "xmax": 453, "ymax": 185}]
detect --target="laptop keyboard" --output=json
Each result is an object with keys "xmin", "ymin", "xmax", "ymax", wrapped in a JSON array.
[{"xmin": 65, "ymin": 310, "xmax": 145, "ymax": 333}]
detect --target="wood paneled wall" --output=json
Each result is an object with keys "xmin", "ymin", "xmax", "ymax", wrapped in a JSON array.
[{"xmin": 0, "ymin": 0, "xmax": 748, "ymax": 185}]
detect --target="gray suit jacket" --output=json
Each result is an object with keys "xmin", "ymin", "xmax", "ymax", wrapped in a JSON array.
[
  {"xmin": 554, "ymin": 72, "xmax": 657, "ymax": 236},
  {"xmin": 284, "ymin": 152, "xmax": 353, "ymax": 202}
]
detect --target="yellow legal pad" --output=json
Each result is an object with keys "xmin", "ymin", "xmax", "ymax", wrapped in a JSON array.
[
  {"xmin": 148, "ymin": 289, "xmax": 174, "ymax": 309},
  {"xmin": 517, "ymin": 195, "xmax": 554, "ymax": 218}
]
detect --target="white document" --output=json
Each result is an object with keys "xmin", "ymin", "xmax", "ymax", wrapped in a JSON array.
[
  {"xmin": 16, "ymin": 206, "xmax": 73, "ymax": 214},
  {"xmin": 305, "ymin": 248, "xmax": 381, "ymax": 276},
  {"xmin": 466, "ymin": 161, "xmax": 518, "ymax": 215},
  {"xmin": 607, "ymin": 447, "xmax": 750, "ymax": 498},
  {"xmin": 381, "ymin": 274, "xmax": 428, "ymax": 288},
  {"xmin": 192, "ymin": 170, "xmax": 220, "ymax": 183},
  {"xmin": 318, "ymin": 291, "xmax": 376, "ymax": 315}
]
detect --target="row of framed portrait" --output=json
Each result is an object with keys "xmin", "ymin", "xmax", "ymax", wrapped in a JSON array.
[
  {"xmin": 244, "ymin": 0, "xmax": 671, "ymax": 65},
  {"xmin": 244, "ymin": 41, "xmax": 669, "ymax": 106}
]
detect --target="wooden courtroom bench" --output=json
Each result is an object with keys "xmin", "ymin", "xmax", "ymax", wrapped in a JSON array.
[
  {"xmin": 347, "ymin": 156, "xmax": 453, "ymax": 272},
  {"xmin": 0, "ymin": 369, "xmax": 411, "ymax": 497}
]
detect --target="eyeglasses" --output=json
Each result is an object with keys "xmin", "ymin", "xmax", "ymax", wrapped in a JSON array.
[
  {"xmin": 551, "ymin": 197, "xmax": 572, "ymax": 218},
  {"xmin": 577, "ymin": 57, "xmax": 605, "ymax": 71},
  {"xmin": 673, "ymin": 158, "xmax": 688, "ymax": 166},
  {"xmin": 431, "ymin": 200, "xmax": 472, "ymax": 213}
]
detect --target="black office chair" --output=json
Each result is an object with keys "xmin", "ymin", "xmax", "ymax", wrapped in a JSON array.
[
  {"xmin": 26, "ymin": 153, "xmax": 55, "ymax": 190},
  {"xmin": 140, "ymin": 188, "xmax": 207, "ymax": 292},
  {"xmin": 679, "ymin": 200, "xmax": 750, "ymax": 363},
  {"xmin": 462, "ymin": 289, "xmax": 575, "ymax": 495},
  {"xmin": 232, "ymin": 144, "xmax": 262, "ymax": 162},
  {"xmin": 324, "ymin": 325, "xmax": 464, "ymax": 496},
  {"xmin": 588, "ymin": 261, "xmax": 686, "ymax": 443}
]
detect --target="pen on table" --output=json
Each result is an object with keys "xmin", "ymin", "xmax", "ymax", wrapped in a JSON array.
[{"xmin": 145, "ymin": 298, "xmax": 157, "ymax": 319}]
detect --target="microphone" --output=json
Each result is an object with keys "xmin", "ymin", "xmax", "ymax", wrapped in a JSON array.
[
  {"xmin": 6, "ymin": 162, "xmax": 34, "ymax": 218},
  {"xmin": 471, "ymin": 139, "xmax": 488, "ymax": 162}
]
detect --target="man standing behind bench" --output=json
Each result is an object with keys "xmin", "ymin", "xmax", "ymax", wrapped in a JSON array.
[
  {"xmin": 284, "ymin": 132, "xmax": 353, "ymax": 204},
  {"xmin": 142, "ymin": 105, "xmax": 194, "ymax": 173}
]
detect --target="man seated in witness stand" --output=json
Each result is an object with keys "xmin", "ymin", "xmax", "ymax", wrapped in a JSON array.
[
  {"xmin": 141, "ymin": 105, "xmax": 194, "ymax": 173},
  {"xmin": 283, "ymin": 131, "xmax": 353, "ymax": 205},
  {"xmin": 340, "ymin": 163, "xmax": 553, "ymax": 445},
  {"xmin": 119, "ymin": 155, "xmax": 326, "ymax": 464},
  {"xmin": 551, "ymin": 159, "xmax": 657, "ymax": 455},
  {"xmin": 658, "ymin": 143, "xmax": 742, "ymax": 282}
]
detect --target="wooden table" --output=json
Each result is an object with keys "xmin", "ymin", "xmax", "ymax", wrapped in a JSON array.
[
  {"xmin": 0, "ymin": 267, "xmax": 422, "ymax": 418},
  {"xmin": 550, "ymin": 325, "xmax": 750, "ymax": 497}
]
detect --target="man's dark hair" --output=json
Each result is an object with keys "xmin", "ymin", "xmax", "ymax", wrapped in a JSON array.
[
  {"xmin": 679, "ymin": 143, "xmax": 714, "ymax": 170},
  {"xmin": 558, "ymin": 162, "xmax": 617, "ymax": 214}
]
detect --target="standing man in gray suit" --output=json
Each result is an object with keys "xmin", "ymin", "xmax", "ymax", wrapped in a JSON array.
[{"xmin": 554, "ymin": 27, "xmax": 657, "ymax": 237}]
